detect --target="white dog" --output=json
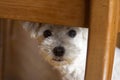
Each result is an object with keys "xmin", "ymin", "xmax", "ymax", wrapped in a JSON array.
[{"xmin": 22, "ymin": 22, "xmax": 120, "ymax": 80}]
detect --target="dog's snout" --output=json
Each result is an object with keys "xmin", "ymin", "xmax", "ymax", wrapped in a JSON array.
[{"xmin": 53, "ymin": 46, "xmax": 65, "ymax": 57}]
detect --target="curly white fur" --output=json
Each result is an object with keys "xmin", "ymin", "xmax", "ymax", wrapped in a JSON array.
[{"xmin": 22, "ymin": 22, "xmax": 120, "ymax": 80}]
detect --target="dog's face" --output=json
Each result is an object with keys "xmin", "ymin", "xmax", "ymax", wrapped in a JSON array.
[{"xmin": 23, "ymin": 22, "xmax": 88, "ymax": 67}]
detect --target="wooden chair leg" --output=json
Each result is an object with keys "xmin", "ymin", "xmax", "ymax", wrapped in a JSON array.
[
  {"xmin": 0, "ymin": 19, "xmax": 4, "ymax": 80},
  {"xmin": 85, "ymin": 0, "xmax": 119, "ymax": 80},
  {"xmin": 0, "ymin": 19, "xmax": 13, "ymax": 80}
]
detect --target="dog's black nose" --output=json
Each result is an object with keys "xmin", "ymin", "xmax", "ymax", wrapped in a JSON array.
[{"xmin": 53, "ymin": 46, "xmax": 65, "ymax": 57}]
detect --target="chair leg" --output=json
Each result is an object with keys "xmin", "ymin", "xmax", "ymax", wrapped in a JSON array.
[
  {"xmin": 0, "ymin": 19, "xmax": 4, "ymax": 80},
  {"xmin": 85, "ymin": 0, "xmax": 119, "ymax": 80}
]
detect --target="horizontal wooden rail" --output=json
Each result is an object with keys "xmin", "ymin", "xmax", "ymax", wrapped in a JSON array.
[{"xmin": 0, "ymin": 0, "xmax": 86, "ymax": 26}]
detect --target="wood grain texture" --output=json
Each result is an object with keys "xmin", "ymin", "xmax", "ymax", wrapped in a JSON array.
[
  {"xmin": 0, "ymin": 19, "xmax": 4, "ymax": 80},
  {"xmin": 0, "ymin": 19, "xmax": 14, "ymax": 80},
  {"xmin": 0, "ymin": 0, "xmax": 85, "ymax": 26},
  {"xmin": 2, "ymin": 20, "xmax": 14, "ymax": 80},
  {"xmin": 117, "ymin": 33, "xmax": 120, "ymax": 48},
  {"xmin": 118, "ymin": 23, "xmax": 120, "ymax": 33},
  {"xmin": 85, "ymin": 0, "xmax": 119, "ymax": 80},
  {"xmin": 118, "ymin": 19, "xmax": 120, "ymax": 32},
  {"xmin": 118, "ymin": 1, "xmax": 120, "ymax": 32}
]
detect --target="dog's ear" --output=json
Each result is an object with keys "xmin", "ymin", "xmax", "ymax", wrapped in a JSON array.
[{"xmin": 22, "ymin": 22, "xmax": 41, "ymax": 38}]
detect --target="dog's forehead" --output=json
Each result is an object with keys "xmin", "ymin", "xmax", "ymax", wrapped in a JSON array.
[{"xmin": 40, "ymin": 23, "xmax": 80, "ymax": 32}]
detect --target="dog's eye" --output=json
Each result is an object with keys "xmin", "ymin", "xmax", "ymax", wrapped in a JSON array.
[
  {"xmin": 67, "ymin": 29, "xmax": 76, "ymax": 38},
  {"xmin": 43, "ymin": 30, "xmax": 52, "ymax": 38}
]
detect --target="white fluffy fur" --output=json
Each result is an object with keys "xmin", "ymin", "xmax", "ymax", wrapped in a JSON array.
[
  {"xmin": 112, "ymin": 48, "xmax": 120, "ymax": 80},
  {"xmin": 22, "ymin": 22, "xmax": 120, "ymax": 80}
]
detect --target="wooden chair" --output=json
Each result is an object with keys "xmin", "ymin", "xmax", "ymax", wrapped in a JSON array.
[{"xmin": 0, "ymin": 0, "xmax": 119, "ymax": 80}]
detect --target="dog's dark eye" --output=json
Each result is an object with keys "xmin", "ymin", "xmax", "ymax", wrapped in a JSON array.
[
  {"xmin": 43, "ymin": 30, "xmax": 52, "ymax": 38},
  {"xmin": 67, "ymin": 30, "xmax": 76, "ymax": 38}
]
